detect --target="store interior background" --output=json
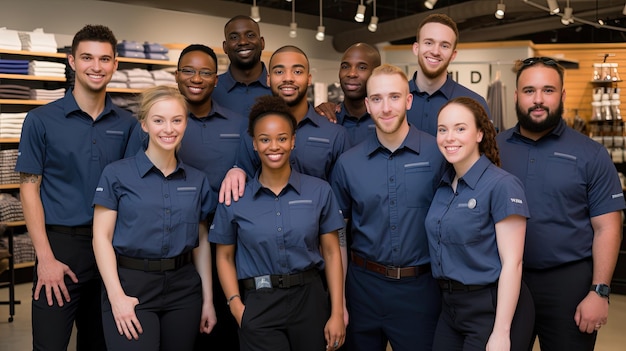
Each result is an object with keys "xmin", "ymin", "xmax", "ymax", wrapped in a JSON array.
[{"xmin": 2, "ymin": 0, "xmax": 626, "ymax": 350}]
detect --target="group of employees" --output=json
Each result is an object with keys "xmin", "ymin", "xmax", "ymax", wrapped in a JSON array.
[{"xmin": 14, "ymin": 11, "xmax": 623, "ymax": 351}]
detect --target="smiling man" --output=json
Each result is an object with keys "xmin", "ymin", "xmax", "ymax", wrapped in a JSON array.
[
  {"xmin": 330, "ymin": 64, "xmax": 445, "ymax": 351},
  {"xmin": 407, "ymin": 14, "xmax": 490, "ymax": 136},
  {"xmin": 212, "ymin": 15, "xmax": 271, "ymax": 117},
  {"xmin": 16, "ymin": 24, "xmax": 137, "ymax": 351}
]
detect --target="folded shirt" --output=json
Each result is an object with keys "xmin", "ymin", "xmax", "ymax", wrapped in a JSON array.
[
  {"xmin": 29, "ymin": 60, "xmax": 66, "ymax": 69},
  {"xmin": 145, "ymin": 53, "xmax": 169, "ymax": 61},
  {"xmin": 117, "ymin": 40, "xmax": 143, "ymax": 52},
  {"xmin": 117, "ymin": 50, "xmax": 146, "ymax": 59},
  {"xmin": 0, "ymin": 28, "xmax": 21, "ymax": 50},
  {"xmin": 143, "ymin": 42, "xmax": 169, "ymax": 53},
  {"xmin": 0, "ymin": 84, "xmax": 31, "ymax": 92}
]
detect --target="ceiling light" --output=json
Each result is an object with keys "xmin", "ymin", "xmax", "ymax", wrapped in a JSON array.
[
  {"xmin": 250, "ymin": 0, "xmax": 261, "ymax": 22},
  {"xmin": 316, "ymin": 26, "xmax": 325, "ymax": 41},
  {"xmin": 623, "ymin": 2, "xmax": 626, "ymax": 16},
  {"xmin": 598, "ymin": 18, "xmax": 605, "ymax": 25},
  {"xmin": 289, "ymin": 0, "xmax": 297, "ymax": 38},
  {"xmin": 368, "ymin": 0, "xmax": 378, "ymax": 32},
  {"xmin": 368, "ymin": 16, "xmax": 379, "ymax": 32},
  {"xmin": 424, "ymin": 0, "xmax": 438, "ymax": 10},
  {"xmin": 561, "ymin": 7, "xmax": 573, "ymax": 25},
  {"xmin": 495, "ymin": 1, "xmax": 506, "ymax": 20},
  {"xmin": 355, "ymin": 2, "xmax": 366, "ymax": 22},
  {"xmin": 547, "ymin": 0, "xmax": 560, "ymax": 14},
  {"xmin": 316, "ymin": 0, "xmax": 325, "ymax": 41}
]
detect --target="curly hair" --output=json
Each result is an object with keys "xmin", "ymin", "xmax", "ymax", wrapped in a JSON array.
[
  {"xmin": 440, "ymin": 97, "xmax": 500, "ymax": 166},
  {"xmin": 71, "ymin": 24, "xmax": 117, "ymax": 57},
  {"xmin": 248, "ymin": 95, "xmax": 297, "ymax": 137}
]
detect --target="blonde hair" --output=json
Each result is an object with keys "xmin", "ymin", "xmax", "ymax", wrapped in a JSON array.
[
  {"xmin": 137, "ymin": 86, "xmax": 187, "ymax": 123},
  {"xmin": 369, "ymin": 63, "xmax": 408, "ymax": 82}
]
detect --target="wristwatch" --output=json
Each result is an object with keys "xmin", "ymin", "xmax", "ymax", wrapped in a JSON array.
[{"xmin": 590, "ymin": 284, "xmax": 611, "ymax": 299}]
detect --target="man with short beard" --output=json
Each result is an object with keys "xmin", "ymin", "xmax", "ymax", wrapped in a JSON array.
[
  {"xmin": 408, "ymin": 14, "xmax": 490, "ymax": 136},
  {"xmin": 496, "ymin": 57, "xmax": 624, "ymax": 351},
  {"xmin": 213, "ymin": 15, "xmax": 271, "ymax": 117}
]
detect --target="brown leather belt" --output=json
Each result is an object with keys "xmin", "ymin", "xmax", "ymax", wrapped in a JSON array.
[
  {"xmin": 350, "ymin": 252, "xmax": 430, "ymax": 279},
  {"xmin": 118, "ymin": 252, "xmax": 193, "ymax": 272}
]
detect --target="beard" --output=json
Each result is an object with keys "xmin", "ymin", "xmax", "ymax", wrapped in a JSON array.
[
  {"xmin": 229, "ymin": 50, "xmax": 262, "ymax": 71},
  {"xmin": 277, "ymin": 88, "xmax": 307, "ymax": 108},
  {"xmin": 418, "ymin": 55, "xmax": 449, "ymax": 80},
  {"xmin": 516, "ymin": 101, "xmax": 563, "ymax": 133}
]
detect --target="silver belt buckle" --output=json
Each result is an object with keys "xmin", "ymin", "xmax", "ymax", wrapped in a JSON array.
[
  {"xmin": 254, "ymin": 275, "xmax": 272, "ymax": 289},
  {"xmin": 387, "ymin": 266, "xmax": 401, "ymax": 280}
]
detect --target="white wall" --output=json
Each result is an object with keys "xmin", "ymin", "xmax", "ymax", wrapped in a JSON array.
[{"xmin": 1, "ymin": 0, "xmax": 342, "ymax": 86}]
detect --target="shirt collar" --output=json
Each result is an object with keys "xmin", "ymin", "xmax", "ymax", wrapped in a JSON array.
[
  {"xmin": 299, "ymin": 104, "xmax": 325, "ymax": 128},
  {"xmin": 454, "ymin": 154, "xmax": 492, "ymax": 190},
  {"xmin": 336, "ymin": 102, "xmax": 371, "ymax": 125},
  {"xmin": 250, "ymin": 169, "xmax": 302, "ymax": 197},
  {"xmin": 188, "ymin": 100, "xmax": 237, "ymax": 121},
  {"xmin": 409, "ymin": 71, "xmax": 456, "ymax": 99},
  {"xmin": 365, "ymin": 123, "xmax": 423, "ymax": 156},
  {"xmin": 61, "ymin": 87, "xmax": 115, "ymax": 119},
  {"xmin": 220, "ymin": 62, "xmax": 270, "ymax": 92},
  {"xmin": 134, "ymin": 149, "xmax": 186, "ymax": 179}
]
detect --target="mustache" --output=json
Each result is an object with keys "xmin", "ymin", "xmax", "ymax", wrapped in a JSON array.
[{"xmin": 528, "ymin": 104, "xmax": 549, "ymax": 113}]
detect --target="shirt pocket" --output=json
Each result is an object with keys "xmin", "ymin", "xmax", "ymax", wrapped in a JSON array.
[
  {"xmin": 542, "ymin": 152, "xmax": 578, "ymax": 196},
  {"xmin": 177, "ymin": 186, "xmax": 201, "ymax": 241},
  {"xmin": 404, "ymin": 161, "xmax": 435, "ymax": 208},
  {"xmin": 444, "ymin": 203, "xmax": 487, "ymax": 245},
  {"xmin": 286, "ymin": 199, "xmax": 319, "ymax": 251}
]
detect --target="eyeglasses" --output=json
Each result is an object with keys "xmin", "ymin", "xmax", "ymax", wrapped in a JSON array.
[
  {"xmin": 178, "ymin": 68, "xmax": 216, "ymax": 78},
  {"xmin": 520, "ymin": 57, "xmax": 558, "ymax": 67}
]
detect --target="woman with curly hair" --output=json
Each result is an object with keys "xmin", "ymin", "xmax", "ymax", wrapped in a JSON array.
[{"xmin": 425, "ymin": 97, "xmax": 534, "ymax": 351}]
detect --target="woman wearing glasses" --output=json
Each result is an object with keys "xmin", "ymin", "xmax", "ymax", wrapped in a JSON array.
[
  {"xmin": 425, "ymin": 97, "xmax": 534, "ymax": 351},
  {"xmin": 93, "ymin": 86, "xmax": 216, "ymax": 350}
]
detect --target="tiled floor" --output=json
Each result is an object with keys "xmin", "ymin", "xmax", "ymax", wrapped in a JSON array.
[{"xmin": 2, "ymin": 282, "xmax": 626, "ymax": 351}]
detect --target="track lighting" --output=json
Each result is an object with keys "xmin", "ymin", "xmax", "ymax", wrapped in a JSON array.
[
  {"xmin": 289, "ymin": 0, "xmax": 297, "ymax": 38},
  {"xmin": 424, "ymin": 0, "xmax": 438, "ymax": 10},
  {"xmin": 561, "ymin": 7, "xmax": 573, "ymax": 25},
  {"xmin": 368, "ymin": 0, "xmax": 378, "ymax": 32},
  {"xmin": 316, "ymin": 0, "xmax": 325, "ymax": 41},
  {"xmin": 355, "ymin": 1, "xmax": 366, "ymax": 23},
  {"xmin": 250, "ymin": 0, "xmax": 261, "ymax": 22},
  {"xmin": 495, "ymin": 1, "xmax": 506, "ymax": 20},
  {"xmin": 546, "ymin": 0, "xmax": 559, "ymax": 14}
]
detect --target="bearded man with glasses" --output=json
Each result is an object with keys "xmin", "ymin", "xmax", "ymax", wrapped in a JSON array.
[{"xmin": 496, "ymin": 57, "xmax": 625, "ymax": 351}]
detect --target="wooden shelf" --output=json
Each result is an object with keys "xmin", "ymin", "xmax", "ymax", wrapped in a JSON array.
[
  {"xmin": 0, "ymin": 138, "xmax": 19, "ymax": 143},
  {"xmin": 0, "ymin": 220, "xmax": 25, "ymax": 227},
  {"xmin": 106, "ymin": 87, "xmax": 143, "ymax": 94},
  {"xmin": 14, "ymin": 261, "xmax": 34, "ymax": 269},
  {"xmin": 0, "ymin": 73, "xmax": 65, "ymax": 82},
  {"xmin": 0, "ymin": 184, "xmax": 19, "ymax": 190},
  {"xmin": 117, "ymin": 57, "xmax": 175, "ymax": 66},
  {"xmin": 0, "ymin": 49, "xmax": 65, "ymax": 59},
  {"xmin": 0, "ymin": 99, "xmax": 53, "ymax": 105}
]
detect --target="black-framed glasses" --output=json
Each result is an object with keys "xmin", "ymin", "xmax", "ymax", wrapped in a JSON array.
[
  {"xmin": 178, "ymin": 68, "xmax": 216, "ymax": 78},
  {"xmin": 521, "ymin": 57, "xmax": 558, "ymax": 67}
]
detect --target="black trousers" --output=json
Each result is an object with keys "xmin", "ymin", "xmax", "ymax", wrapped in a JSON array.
[
  {"xmin": 523, "ymin": 258, "xmax": 597, "ymax": 351},
  {"xmin": 239, "ymin": 274, "xmax": 330, "ymax": 351},
  {"xmin": 32, "ymin": 230, "xmax": 106, "ymax": 351},
  {"xmin": 101, "ymin": 263, "xmax": 202, "ymax": 351},
  {"xmin": 433, "ymin": 281, "xmax": 534, "ymax": 351}
]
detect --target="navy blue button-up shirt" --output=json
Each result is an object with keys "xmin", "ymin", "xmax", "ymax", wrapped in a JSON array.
[
  {"xmin": 212, "ymin": 63, "xmax": 271, "ymax": 117},
  {"xmin": 497, "ymin": 119, "xmax": 626, "ymax": 269},
  {"xmin": 236, "ymin": 104, "xmax": 351, "ymax": 181},
  {"xmin": 93, "ymin": 151, "xmax": 215, "ymax": 259},
  {"xmin": 209, "ymin": 170, "xmax": 345, "ymax": 279},
  {"xmin": 15, "ymin": 89, "xmax": 137, "ymax": 226},
  {"xmin": 336, "ymin": 103, "xmax": 376, "ymax": 146},
  {"xmin": 425, "ymin": 155, "xmax": 529, "ymax": 285},
  {"xmin": 331, "ymin": 125, "xmax": 446, "ymax": 266},
  {"xmin": 407, "ymin": 72, "xmax": 490, "ymax": 137}
]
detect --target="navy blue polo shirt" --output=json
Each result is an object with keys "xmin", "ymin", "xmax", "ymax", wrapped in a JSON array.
[
  {"xmin": 212, "ymin": 63, "xmax": 271, "ymax": 117},
  {"xmin": 209, "ymin": 170, "xmax": 345, "ymax": 279},
  {"xmin": 93, "ymin": 150, "xmax": 215, "ymax": 259},
  {"xmin": 15, "ymin": 89, "xmax": 137, "ymax": 226},
  {"xmin": 124, "ymin": 102, "xmax": 246, "ymax": 194},
  {"xmin": 407, "ymin": 72, "xmax": 491, "ymax": 136},
  {"xmin": 330, "ymin": 124, "xmax": 446, "ymax": 267},
  {"xmin": 425, "ymin": 155, "xmax": 530, "ymax": 285},
  {"xmin": 497, "ymin": 119, "xmax": 625, "ymax": 269},
  {"xmin": 236, "ymin": 104, "xmax": 351, "ymax": 181},
  {"xmin": 336, "ymin": 103, "xmax": 376, "ymax": 146}
]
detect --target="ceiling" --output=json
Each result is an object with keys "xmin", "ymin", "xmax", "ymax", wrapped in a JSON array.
[{"xmin": 101, "ymin": 0, "xmax": 626, "ymax": 52}]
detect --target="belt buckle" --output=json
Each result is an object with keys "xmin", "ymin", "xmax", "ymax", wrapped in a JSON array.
[
  {"xmin": 386, "ymin": 266, "xmax": 401, "ymax": 280},
  {"xmin": 254, "ymin": 275, "xmax": 272, "ymax": 289}
]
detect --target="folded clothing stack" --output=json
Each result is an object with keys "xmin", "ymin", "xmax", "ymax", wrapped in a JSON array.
[
  {"xmin": 0, "ymin": 84, "xmax": 31, "ymax": 100},
  {"xmin": 151, "ymin": 69, "xmax": 176, "ymax": 86},
  {"xmin": 0, "ymin": 193, "xmax": 24, "ymax": 223},
  {"xmin": 0, "ymin": 59, "xmax": 29, "ymax": 75},
  {"xmin": 110, "ymin": 95, "xmax": 140, "ymax": 116},
  {"xmin": 0, "ymin": 27, "xmax": 21, "ymax": 51},
  {"xmin": 117, "ymin": 40, "xmax": 145, "ymax": 59},
  {"xmin": 0, "ymin": 234, "xmax": 35, "ymax": 265},
  {"xmin": 28, "ymin": 60, "xmax": 66, "ymax": 77},
  {"xmin": 107, "ymin": 70, "xmax": 129, "ymax": 89},
  {"xmin": 0, "ymin": 149, "xmax": 19, "ymax": 184},
  {"xmin": 143, "ymin": 42, "xmax": 169, "ymax": 61},
  {"xmin": 18, "ymin": 28, "xmax": 57, "ymax": 53},
  {"xmin": 31, "ymin": 87, "xmax": 65, "ymax": 101},
  {"xmin": 121, "ymin": 68, "xmax": 155, "ymax": 89},
  {"xmin": 0, "ymin": 112, "xmax": 27, "ymax": 138}
]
